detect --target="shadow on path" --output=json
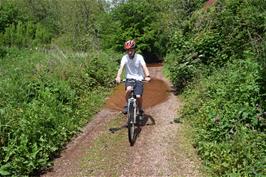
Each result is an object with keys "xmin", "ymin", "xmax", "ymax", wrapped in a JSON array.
[
  {"xmin": 109, "ymin": 114, "xmax": 155, "ymax": 146},
  {"xmin": 109, "ymin": 114, "xmax": 155, "ymax": 133}
]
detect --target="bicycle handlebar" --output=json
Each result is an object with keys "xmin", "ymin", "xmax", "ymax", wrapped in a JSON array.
[
  {"xmin": 120, "ymin": 79, "xmax": 150, "ymax": 83},
  {"xmin": 114, "ymin": 78, "xmax": 151, "ymax": 85}
]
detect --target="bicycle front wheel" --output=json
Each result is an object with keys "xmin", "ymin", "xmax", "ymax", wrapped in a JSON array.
[{"xmin": 128, "ymin": 102, "xmax": 135, "ymax": 146}]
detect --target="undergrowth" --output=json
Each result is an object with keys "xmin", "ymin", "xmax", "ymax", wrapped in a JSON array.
[
  {"xmin": 0, "ymin": 47, "xmax": 119, "ymax": 176},
  {"xmin": 181, "ymin": 59, "xmax": 266, "ymax": 176}
]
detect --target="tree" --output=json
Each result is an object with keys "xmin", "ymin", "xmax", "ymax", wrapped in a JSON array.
[{"xmin": 100, "ymin": 0, "xmax": 168, "ymax": 62}]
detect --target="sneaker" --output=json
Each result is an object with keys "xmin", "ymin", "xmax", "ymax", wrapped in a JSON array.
[{"xmin": 122, "ymin": 105, "xmax": 128, "ymax": 114}]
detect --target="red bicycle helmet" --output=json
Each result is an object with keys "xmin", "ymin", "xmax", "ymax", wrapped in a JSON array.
[{"xmin": 124, "ymin": 40, "xmax": 136, "ymax": 50}]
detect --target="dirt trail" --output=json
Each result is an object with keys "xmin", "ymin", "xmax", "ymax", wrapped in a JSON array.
[{"xmin": 42, "ymin": 65, "xmax": 202, "ymax": 177}]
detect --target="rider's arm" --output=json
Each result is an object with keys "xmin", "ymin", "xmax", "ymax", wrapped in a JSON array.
[
  {"xmin": 116, "ymin": 59, "xmax": 125, "ymax": 83},
  {"xmin": 142, "ymin": 63, "xmax": 150, "ymax": 78},
  {"xmin": 141, "ymin": 61, "xmax": 151, "ymax": 81}
]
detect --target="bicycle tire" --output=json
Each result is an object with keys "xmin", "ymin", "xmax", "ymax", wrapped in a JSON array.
[{"xmin": 128, "ymin": 102, "xmax": 135, "ymax": 146}]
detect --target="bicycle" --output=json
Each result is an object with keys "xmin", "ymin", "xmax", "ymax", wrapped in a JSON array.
[{"xmin": 122, "ymin": 79, "xmax": 145, "ymax": 146}]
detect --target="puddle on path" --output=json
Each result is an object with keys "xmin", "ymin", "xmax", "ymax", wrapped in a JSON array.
[{"xmin": 105, "ymin": 78, "xmax": 170, "ymax": 111}]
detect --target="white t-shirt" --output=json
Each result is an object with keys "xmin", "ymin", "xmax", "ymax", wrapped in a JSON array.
[{"xmin": 121, "ymin": 53, "xmax": 145, "ymax": 81}]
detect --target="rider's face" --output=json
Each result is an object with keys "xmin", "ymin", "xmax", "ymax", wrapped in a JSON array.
[{"xmin": 126, "ymin": 48, "xmax": 135, "ymax": 59}]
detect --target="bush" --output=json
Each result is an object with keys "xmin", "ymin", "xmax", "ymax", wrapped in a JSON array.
[
  {"xmin": 3, "ymin": 21, "xmax": 52, "ymax": 48},
  {"xmin": 0, "ymin": 48, "xmax": 119, "ymax": 176},
  {"xmin": 164, "ymin": 53, "xmax": 197, "ymax": 92},
  {"xmin": 181, "ymin": 59, "xmax": 265, "ymax": 176},
  {"xmin": 166, "ymin": 0, "xmax": 266, "ymax": 92}
]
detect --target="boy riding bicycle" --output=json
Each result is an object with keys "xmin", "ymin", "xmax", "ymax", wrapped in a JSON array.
[{"xmin": 115, "ymin": 40, "xmax": 151, "ymax": 114}]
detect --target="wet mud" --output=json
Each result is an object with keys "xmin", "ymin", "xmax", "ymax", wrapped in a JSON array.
[{"xmin": 105, "ymin": 78, "xmax": 170, "ymax": 111}]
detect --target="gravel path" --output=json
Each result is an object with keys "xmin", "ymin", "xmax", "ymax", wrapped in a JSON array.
[{"xmin": 42, "ymin": 66, "xmax": 203, "ymax": 177}]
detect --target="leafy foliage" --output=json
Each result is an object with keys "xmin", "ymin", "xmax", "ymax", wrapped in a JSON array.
[
  {"xmin": 1, "ymin": 0, "xmax": 265, "ymax": 176},
  {"xmin": 0, "ymin": 0, "xmax": 107, "ymax": 51},
  {"xmin": 0, "ymin": 1, "xmax": 24, "ymax": 32},
  {"xmin": 164, "ymin": 0, "xmax": 266, "ymax": 176},
  {"xmin": 0, "ymin": 48, "xmax": 118, "ymax": 176},
  {"xmin": 99, "ymin": 0, "xmax": 169, "ymax": 60},
  {"xmin": 165, "ymin": 0, "xmax": 266, "ymax": 91},
  {"xmin": 0, "ymin": 47, "xmax": 7, "ymax": 58},
  {"xmin": 3, "ymin": 21, "xmax": 52, "ymax": 47},
  {"xmin": 181, "ymin": 59, "xmax": 265, "ymax": 176}
]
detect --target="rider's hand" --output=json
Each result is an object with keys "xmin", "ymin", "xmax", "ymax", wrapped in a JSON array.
[
  {"xmin": 115, "ymin": 76, "xmax": 121, "ymax": 83},
  {"xmin": 144, "ymin": 76, "xmax": 151, "ymax": 82}
]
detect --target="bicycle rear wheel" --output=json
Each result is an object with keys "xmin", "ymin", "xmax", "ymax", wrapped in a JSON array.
[{"xmin": 128, "ymin": 102, "xmax": 135, "ymax": 146}]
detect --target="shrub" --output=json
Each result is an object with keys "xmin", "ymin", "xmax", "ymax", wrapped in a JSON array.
[
  {"xmin": 3, "ymin": 21, "xmax": 52, "ymax": 48},
  {"xmin": 166, "ymin": 0, "xmax": 266, "ymax": 92},
  {"xmin": 0, "ymin": 48, "xmax": 118, "ymax": 176},
  {"xmin": 181, "ymin": 59, "xmax": 265, "ymax": 176}
]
